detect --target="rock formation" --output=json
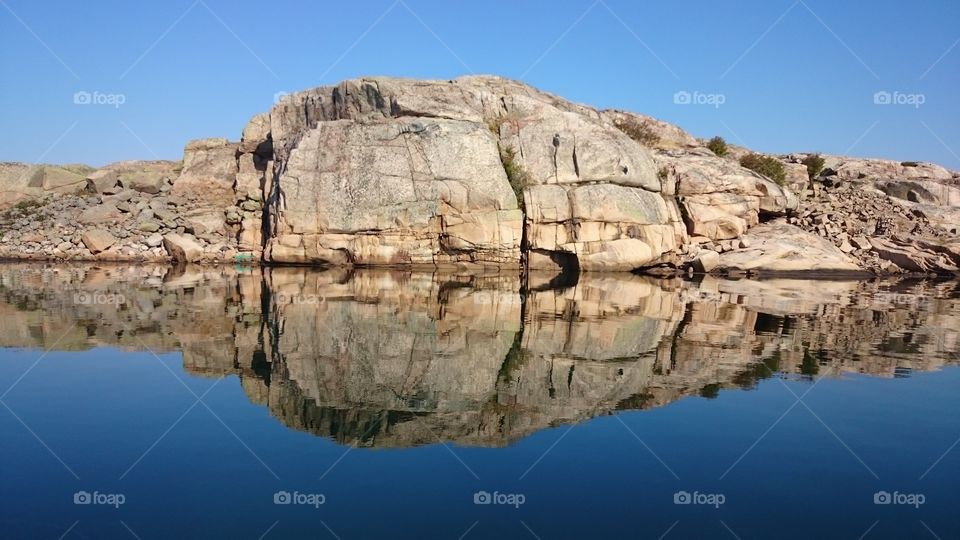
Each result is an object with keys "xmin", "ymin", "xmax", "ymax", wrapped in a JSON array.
[{"xmin": 1, "ymin": 76, "xmax": 958, "ymax": 276}]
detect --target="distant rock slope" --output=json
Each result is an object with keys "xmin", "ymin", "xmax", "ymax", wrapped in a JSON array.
[{"xmin": 0, "ymin": 75, "xmax": 958, "ymax": 276}]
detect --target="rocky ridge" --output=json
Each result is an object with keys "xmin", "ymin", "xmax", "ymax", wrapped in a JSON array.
[{"xmin": 1, "ymin": 76, "xmax": 958, "ymax": 276}]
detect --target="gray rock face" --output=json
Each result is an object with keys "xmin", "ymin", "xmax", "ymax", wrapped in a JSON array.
[{"xmin": 248, "ymin": 76, "xmax": 682, "ymax": 271}]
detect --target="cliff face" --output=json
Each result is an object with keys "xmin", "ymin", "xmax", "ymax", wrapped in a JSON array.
[
  {"xmin": 0, "ymin": 263, "xmax": 957, "ymax": 448},
  {"xmin": 243, "ymin": 76, "xmax": 798, "ymax": 272},
  {"xmin": 1, "ymin": 76, "xmax": 958, "ymax": 275}
]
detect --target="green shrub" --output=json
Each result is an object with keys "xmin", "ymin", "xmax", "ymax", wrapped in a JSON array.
[
  {"xmin": 901, "ymin": 161, "xmax": 920, "ymax": 167},
  {"xmin": 613, "ymin": 117, "xmax": 660, "ymax": 147},
  {"xmin": 706, "ymin": 136, "xmax": 728, "ymax": 157},
  {"xmin": 740, "ymin": 153, "xmax": 787, "ymax": 185},
  {"xmin": 657, "ymin": 167, "xmax": 669, "ymax": 181},
  {"xmin": 499, "ymin": 145, "xmax": 530, "ymax": 210},
  {"xmin": 801, "ymin": 154, "xmax": 825, "ymax": 180},
  {"xmin": 14, "ymin": 198, "xmax": 43, "ymax": 211}
]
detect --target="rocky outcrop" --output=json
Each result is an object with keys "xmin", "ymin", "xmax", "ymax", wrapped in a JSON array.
[
  {"xmin": 1, "ymin": 76, "xmax": 957, "ymax": 276},
  {"xmin": 717, "ymin": 221, "xmax": 863, "ymax": 274},
  {"xmin": 0, "ymin": 162, "xmax": 93, "ymax": 209},
  {"xmin": 238, "ymin": 76, "xmax": 803, "ymax": 273}
]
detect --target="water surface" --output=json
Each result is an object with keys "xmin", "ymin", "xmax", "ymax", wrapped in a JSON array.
[{"xmin": 0, "ymin": 264, "xmax": 958, "ymax": 539}]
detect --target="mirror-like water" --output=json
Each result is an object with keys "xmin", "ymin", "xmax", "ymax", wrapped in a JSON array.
[{"xmin": 0, "ymin": 264, "xmax": 957, "ymax": 539}]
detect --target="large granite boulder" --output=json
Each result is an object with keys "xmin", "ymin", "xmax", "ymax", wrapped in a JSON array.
[
  {"xmin": 172, "ymin": 138, "xmax": 239, "ymax": 205},
  {"xmin": 250, "ymin": 76, "xmax": 684, "ymax": 271},
  {"xmin": 717, "ymin": 221, "xmax": 863, "ymax": 274}
]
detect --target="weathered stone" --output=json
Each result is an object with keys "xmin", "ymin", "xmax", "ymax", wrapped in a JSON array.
[
  {"xmin": 692, "ymin": 250, "xmax": 720, "ymax": 273},
  {"xmin": 718, "ymin": 222, "xmax": 863, "ymax": 274},
  {"xmin": 144, "ymin": 233, "xmax": 164, "ymax": 248},
  {"xmin": 81, "ymin": 229, "xmax": 116, "ymax": 254},
  {"xmin": 137, "ymin": 220, "xmax": 161, "ymax": 233},
  {"xmin": 162, "ymin": 233, "xmax": 203, "ymax": 262},
  {"xmin": 172, "ymin": 138, "xmax": 239, "ymax": 205}
]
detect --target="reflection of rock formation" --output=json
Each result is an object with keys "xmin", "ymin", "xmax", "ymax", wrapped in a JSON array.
[{"xmin": 0, "ymin": 263, "xmax": 958, "ymax": 448}]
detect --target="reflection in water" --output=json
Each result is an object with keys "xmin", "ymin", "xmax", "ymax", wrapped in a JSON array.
[{"xmin": 0, "ymin": 264, "xmax": 957, "ymax": 448}]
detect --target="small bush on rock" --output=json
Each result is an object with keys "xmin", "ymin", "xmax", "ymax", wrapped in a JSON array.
[
  {"xmin": 802, "ymin": 154, "xmax": 825, "ymax": 180},
  {"xmin": 499, "ymin": 145, "xmax": 530, "ymax": 210},
  {"xmin": 740, "ymin": 153, "xmax": 787, "ymax": 186},
  {"xmin": 706, "ymin": 136, "xmax": 728, "ymax": 157},
  {"xmin": 613, "ymin": 117, "xmax": 660, "ymax": 147}
]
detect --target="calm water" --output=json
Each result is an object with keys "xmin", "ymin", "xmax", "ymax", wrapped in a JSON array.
[{"xmin": 0, "ymin": 264, "xmax": 958, "ymax": 539}]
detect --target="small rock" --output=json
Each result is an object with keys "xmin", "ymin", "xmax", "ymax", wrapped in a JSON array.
[
  {"xmin": 162, "ymin": 233, "xmax": 204, "ymax": 262},
  {"xmin": 81, "ymin": 229, "xmax": 117, "ymax": 254},
  {"xmin": 692, "ymin": 250, "xmax": 720, "ymax": 273},
  {"xmin": 137, "ymin": 220, "xmax": 161, "ymax": 233},
  {"xmin": 144, "ymin": 233, "xmax": 164, "ymax": 248}
]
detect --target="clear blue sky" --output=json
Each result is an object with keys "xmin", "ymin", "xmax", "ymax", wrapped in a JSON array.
[{"xmin": 1, "ymin": 0, "xmax": 958, "ymax": 169}]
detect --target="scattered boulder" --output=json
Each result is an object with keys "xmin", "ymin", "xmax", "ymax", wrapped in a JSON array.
[
  {"xmin": 81, "ymin": 229, "xmax": 117, "ymax": 254},
  {"xmin": 717, "ymin": 222, "xmax": 863, "ymax": 274},
  {"xmin": 692, "ymin": 250, "xmax": 720, "ymax": 273},
  {"xmin": 162, "ymin": 233, "xmax": 203, "ymax": 262}
]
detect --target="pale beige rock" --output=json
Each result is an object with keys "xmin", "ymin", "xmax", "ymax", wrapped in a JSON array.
[
  {"xmin": 265, "ymin": 116, "xmax": 521, "ymax": 266},
  {"xmin": 172, "ymin": 138, "xmax": 239, "ymax": 205},
  {"xmin": 163, "ymin": 233, "xmax": 204, "ymax": 262},
  {"xmin": 657, "ymin": 148, "xmax": 798, "ymax": 241},
  {"xmin": 78, "ymin": 202, "xmax": 122, "ymax": 224},
  {"xmin": 601, "ymin": 110, "xmax": 700, "ymax": 149},
  {"xmin": 717, "ymin": 222, "xmax": 862, "ymax": 273},
  {"xmin": 0, "ymin": 163, "xmax": 91, "ymax": 208},
  {"xmin": 81, "ymin": 229, "xmax": 117, "ymax": 254},
  {"xmin": 692, "ymin": 250, "xmax": 720, "ymax": 273}
]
